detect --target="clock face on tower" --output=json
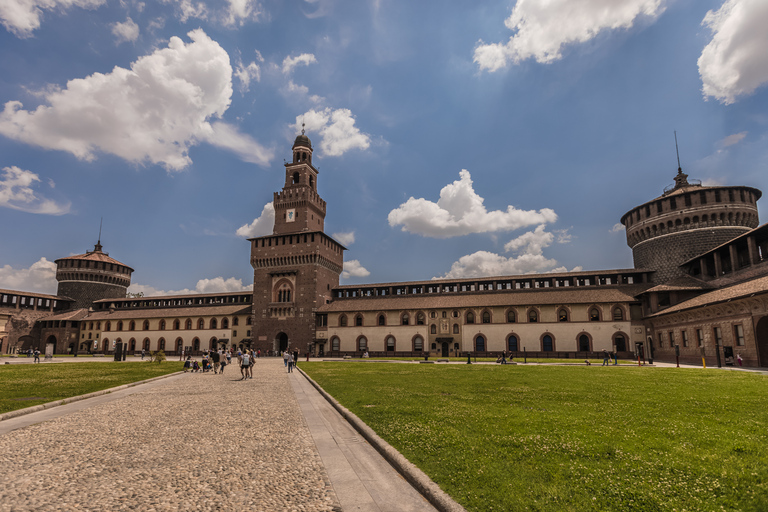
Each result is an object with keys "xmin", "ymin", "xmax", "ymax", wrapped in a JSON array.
[{"xmin": 286, "ymin": 208, "xmax": 296, "ymax": 222}]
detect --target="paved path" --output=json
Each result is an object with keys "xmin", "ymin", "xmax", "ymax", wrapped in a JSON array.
[{"xmin": 0, "ymin": 359, "xmax": 439, "ymax": 511}]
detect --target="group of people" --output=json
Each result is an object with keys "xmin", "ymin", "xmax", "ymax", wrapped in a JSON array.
[
  {"xmin": 282, "ymin": 349, "xmax": 300, "ymax": 373},
  {"xmin": 181, "ymin": 347, "xmax": 305, "ymax": 377},
  {"xmin": 602, "ymin": 350, "xmax": 619, "ymax": 365},
  {"xmin": 184, "ymin": 348, "xmax": 234, "ymax": 374},
  {"xmin": 495, "ymin": 351, "xmax": 512, "ymax": 364}
]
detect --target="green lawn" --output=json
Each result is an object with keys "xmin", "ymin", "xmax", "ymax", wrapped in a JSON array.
[
  {"xmin": 0, "ymin": 362, "xmax": 182, "ymax": 414},
  {"xmin": 302, "ymin": 363, "xmax": 768, "ymax": 512}
]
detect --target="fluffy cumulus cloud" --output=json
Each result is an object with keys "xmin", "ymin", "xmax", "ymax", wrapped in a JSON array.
[
  {"xmin": 332, "ymin": 231, "xmax": 355, "ymax": 246},
  {"xmin": 162, "ymin": 0, "xmax": 261, "ymax": 25},
  {"xmin": 610, "ymin": 223, "xmax": 625, "ymax": 233},
  {"xmin": 127, "ymin": 276, "xmax": 251, "ymax": 297},
  {"xmin": 474, "ymin": 0, "xmax": 664, "ymax": 71},
  {"xmin": 438, "ymin": 225, "xmax": 575, "ymax": 279},
  {"xmin": 162, "ymin": 0, "xmax": 208, "ymax": 22},
  {"xmin": 0, "ymin": 166, "xmax": 70, "ymax": 215},
  {"xmin": 342, "ymin": 260, "xmax": 370, "ymax": 279},
  {"xmin": 294, "ymin": 108, "xmax": 370, "ymax": 157},
  {"xmin": 234, "ymin": 61, "xmax": 261, "ymax": 92},
  {"xmin": 0, "ymin": 0, "xmax": 104, "ymax": 38},
  {"xmin": 698, "ymin": 0, "xmax": 768, "ymax": 104},
  {"xmin": 111, "ymin": 16, "xmax": 139, "ymax": 44},
  {"xmin": 0, "ymin": 257, "xmax": 58, "ymax": 294},
  {"xmin": 0, "ymin": 29, "xmax": 271, "ymax": 170},
  {"xmin": 222, "ymin": 0, "xmax": 262, "ymax": 26},
  {"xmin": 236, "ymin": 202, "xmax": 274, "ymax": 237},
  {"xmin": 388, "ymin": 170, "xmax": 557, "ymax": 238},
  {"xmin": 282, "ymin": 53, "xmax": 317, "ymax": 74}
]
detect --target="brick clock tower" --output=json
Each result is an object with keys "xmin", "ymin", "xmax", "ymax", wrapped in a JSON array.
[{"xmin": 249, "ymin": 130, "xmax": 345, "ymax": 354}]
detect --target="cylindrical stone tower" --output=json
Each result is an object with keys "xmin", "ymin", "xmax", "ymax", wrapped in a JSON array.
[
  {"xmin": 55, "ymin": 241, "xmax": 133, "ymax": 309},
  {"xmin": 621, "ymin": 170, "xmax": 761, "ymax": 283}
]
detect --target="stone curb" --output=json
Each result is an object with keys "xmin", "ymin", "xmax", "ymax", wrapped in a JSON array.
[
  {"xmin": 0, "ymin": 371, "xmax": 184, "ymax": 422},
  {"xmin": 297, "ymin": 367, "xmax": 468, "ymax": 512}
]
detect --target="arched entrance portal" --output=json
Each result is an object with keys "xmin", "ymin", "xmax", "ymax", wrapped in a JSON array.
[
  {"xmin": 578, "ymin": 335, "xmax": 590, "ymax": 352},
  {"xmin": 756, "ymin": 316, "xmax": 768, "ymax": 367},
  {"xmin": 277, "ymin": 332, "xmax": 288, "ymax": 352}
]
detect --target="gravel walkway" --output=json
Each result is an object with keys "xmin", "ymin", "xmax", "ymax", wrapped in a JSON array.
[{"xmin": 0, "ymin": 359, "xmax": 339, "ymax": 511}]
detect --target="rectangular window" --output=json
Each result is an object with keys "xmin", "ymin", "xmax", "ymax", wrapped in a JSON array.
[
  {"xmin": 658, "ymin": 332, "xmax": 663, "ymax": 348},
  {"xmin": 682, "ymin": 330, "xmax": 689, "ymax": 347},
  {"xmin": 696, "ymin": 329, "xmax": 703, "ymax": 347},
  {"xmin": 713, "ymin": 326, "xmax": 723, "ymax": 346},
  {"xmin": 668, "ymin": 331, "xmax": 675, "ymax": 346},
  {"xmin": 734, "ymin": 324, "xmax": 745, "ymax": 346}
]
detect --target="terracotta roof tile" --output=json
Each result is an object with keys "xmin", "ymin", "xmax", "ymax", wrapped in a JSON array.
[
  {"xmin": 649, "ymin": 275, "xmax": 768, "ymax": 317},
  {"xmin": 84, "ymin": 304, "xmax": 251, "ymax": 320}
]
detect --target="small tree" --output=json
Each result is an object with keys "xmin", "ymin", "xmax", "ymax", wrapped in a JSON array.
[{"xmin": 149, "ymin": 350, "xmax": 166, "ymax": 363}]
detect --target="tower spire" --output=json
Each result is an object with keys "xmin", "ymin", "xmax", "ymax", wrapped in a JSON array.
[
  {"xmin": 671, "ymin": 131, "xmax": 690, "ymax": 190},
  {"xmin": 674, "ymin": 130, "xmax": 682, "ymax": 173},
  {"xmin": 95, "ymin": 217, "xmax": 103, "ymax": 252}
]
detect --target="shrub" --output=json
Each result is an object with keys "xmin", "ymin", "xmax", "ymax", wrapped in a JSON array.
[{"xmin": 149, "ymin": 350, "xmax": 166, "ymax": 363}]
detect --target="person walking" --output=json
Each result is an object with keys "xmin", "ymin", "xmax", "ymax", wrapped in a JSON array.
[
  {"xmin": 283, "ymin": 351, "xmax": 289, "ymax": 368},
  {"xmin": 248, "ymin": 350, "xmax": 255, "ymax": 379},
  {"xmin": 240, "ymin": 351, "xmax": 250, "ymax": 380},
  {"xmin": 287, "ymin": 352, "xmax": 294, "ymax": 373},
  {"xmin": 212, "ymin": 350, "xmax": 220, "ymax": 374},
  {"xmin": 602, "ymin": 350, "xmax": 609, "ymax": 366},
  {"xmin": 141, "ymin": 348, "xmax": 145, "ymax": 360},
  {"xmin": 293, "ymin": 350, "xmax": 299, "ymax": 368},
  {"xmin": 33, "ymin": 349, "xmax": 40, "ymax": 363}
]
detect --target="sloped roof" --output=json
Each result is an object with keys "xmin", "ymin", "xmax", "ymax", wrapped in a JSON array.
[
  {"xmin": 39, "ymin": 308, "xmax": 90, "ymax": 322},
  {"xmin": 55, "ymin": 245, "xmax": 133, "ymax": 271},
  {"xmin": 648, "ymin": 275, "xmax": 768, "ymax": 317},
  {"xmin": 0, "ymin": 288, "xmax": 67, "ymax": 300},
  {"xmin": 318, "ymin": 287, "xmax": 645, "ymax": 313},
  {"xmin": 639, "ymin": 275, "xmax": 714, "ymax": 294},
  {"xmin": 84, "ymin": 304, "xmax": 251, "ymax": 320}
]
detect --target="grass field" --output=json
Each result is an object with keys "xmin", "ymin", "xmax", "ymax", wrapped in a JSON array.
[
  {"xmin": 302, "ymin": 363, "xmax": 768, "ymax": 512},
  {"xmin": 0, "ymin": 362, "xmax": 182, "ymax": 414}
]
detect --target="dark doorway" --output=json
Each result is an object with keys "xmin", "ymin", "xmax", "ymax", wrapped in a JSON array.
[
  {"xmin": 579, "ymin": 335, "xmax": 590, "ymax": 352},
  {"xmin": 615, "ymin": 336, "xmax": 626, "ymax": 352},
  {"xmin": 277, "ymin": 332, "xmax": 288, "ymax": 352},
  {"xmin": 756, "ymin": 316, "xmax": 768, "ymax": 367},
  {"xmin": 441, "ymin": 342, "xmax": 449, "ymax": 357}
]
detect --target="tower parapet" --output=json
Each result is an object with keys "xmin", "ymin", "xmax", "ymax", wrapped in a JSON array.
[
  {"xmin": 621, "ymin": 169, "xmax": 761, "ymax": 283},
  {"xmin": 54, "ymin": 242, "xmax": 133, "ymax": 308}
]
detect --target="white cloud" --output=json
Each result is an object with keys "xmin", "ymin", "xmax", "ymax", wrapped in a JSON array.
[
  {"xmin": 282, "ymin": 53, "xmax": 317, "ymax": 74},
  {"xmin": 285, "ymin": 80, "xmax": 310, "ymax": 96},
  {"xmin": 699, "ymin": 0, "xmax": 768, "ymax": 104},
  {"xmin": 610, "ymin": 223, "xmax": 626, "ymax": 233},
  {"xmin": 0, "ymin": 29, "xmax": 268, "ymax": 171},
  {"xmin": 127, "ymin": 276, "xmax": 251, "ymax": 297},
  {"xmin": 234, "ymin": 61, "xmax": 260, "ymax": 92},
  {"xmin": 222, "ymin": 0, "xmax": 262, "ymax": 26},
  {"xmin": 0, "ymin": 257, "xmax": 57, "ymax": 294},
  {"xmin": 0, "ymin": 166, "xmax": 70, "ymax": 215},
  {"xmin": 161, "ymin": 0, "xmax": 207, "ymax": 22},
  {"xmin": 111, "ymin": 16, "xmax": 139, "ymax": 44},
  {"xmin": 236, "ymin": 202, "xmax": 274, "ymax": 237},
  {"xmin": 204, "ymin": 121, "xmax": 273, "ymax": 166},
  {"xmin": 437, "ymin": 226, "xmax": 575, "ymax": 279},
  {"xmin": 718, "ymin": 132, "xmax": 748, "ymax": 149},
  {"xmin": 332, "ymin": 231, "xmax": 355, "ymax": 246},
  {"xmin": 342, "ymin": 260, "xmax": 370, "ymax": 279},
  {"xmin": 0, "ymin": 0, "xmax": 104, "ymax": 38},
  {"xmin": 293, "ymin": 108, "xmax": 370, "ymax": 157},
  {"xmin": 388, "ymin": 170, "xmax": 558, "ymax": 238},
  {"xmin": 474, "ymin": 0, "xmax": 664, "ymax": 71}
]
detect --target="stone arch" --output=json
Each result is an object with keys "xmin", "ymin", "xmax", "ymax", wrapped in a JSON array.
[
  {"xmin": 540, "ymin": 333, "xmax": 555, "ymax": 352},
  {"xmin": 507, "ymin": 333, "xmax": 519, "ymax": 352},
  {"xmin": 612, "ymin": 331, "xmax": 629, "ymax": 352},
  {"xmin": 473, "ymin": 333, "xmax": 487, "ymax": 352},
  {"xmin": 577, "ymin": 332, "xmax": 592, "ymax": 352}
]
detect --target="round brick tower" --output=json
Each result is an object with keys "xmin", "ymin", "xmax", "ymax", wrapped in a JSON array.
[
  {"xmin": 55, "ymin": 241, "xmax": 133, "ymax": 309},
  {"xmin": 621, "ymin": 169, "xmax": 761, "ymax": 283}
]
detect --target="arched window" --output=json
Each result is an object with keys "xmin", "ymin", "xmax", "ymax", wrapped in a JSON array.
[
  {"xmin": 233, "ymin": 317, "xmax": 239, "ymax": 326},
  {"xmin": 466, "ymin": 312, "xmax": 475, "ymax": 324},
  {"xmin": 475, "ymin": 336, "xmax": 485, "ymax": 352},
  {"xmin": 292, "ymin": 171, "xmax": 300, "ymax": 184},
  {"xmin": 222, "ymin": 318, "xmax": 229, "ymax": 329},
  {"xmin": 198, "ymin": 318, "xmax": 204, "ymax": 329},
  {"xmin": 275, "ymin": 281, "xmax": 292, "ymax": 303},
  {"xmin": 143, "ymin": 320, "xmax": 149, "ymax": 331},
  {"xmin": 558, "ymin": 309, "xmax": 569, "ymax": 322},
  {"xmin": 143, "ymin": 338, "xmax": 150, "ymax": 351},
  {"xmin": 355, "ymin": 314, "xmax": 363, "ymax": 327},
  {"xmin": 508, "ymin": 335, "xmax": 518, "ymax": 352},
  {"xmin": 129, "ymin": 320, "xmax": 136, "ymax": 331},
  {"xmin": 185, "ymin": 319, "xmax": 192, "ymax": 330},
  {"xmin": 482, "ymin": 311, "xmax": 491, "ymax": 324},
  {"xmin": 377, "ymin": 314, "xmax": 386, "ymax": 326},
  {"xmin": 528, "ymin": 309, "xmax": 538, "ymax": 323},
  {"xmin": 158, "ymin": 338, "xmax": 166, "ymax": 351},
  {"xmin": 453, "ymin": 324, "xmax": 459, "ymax": 334},
  {"xmin": 416, "ymin": 312, "xmax": 425, "ymax": 325},
  {"xmin": 209, "ymin": 318, "xmax": 217, "ymax": 329},
  {"xmin": 430, "ymin": 324, "xmax": 437, "ymax": 334},
  {"xmin": 612, "ymin": 307, "xmax": 624, "ymax": 321},
  {"xmin": 246, "ymin": 316, "xmax": 252, "ymax": 325},
  {"xmin": 401, "ymin": 313, "xmax": 409, "ymax": 326},
  {"xmin": 589, "ymin": 308, "xmax": 601, "ymax": 322},
  {"xmin": 173, "ymin": 319, "xmax": 180, "ymax": 330},
  {"xmin": 106, "ymin": 321, "xmax": 112, "ymax": 331},
  {"xmin": 413, "ymin": 335, "xmax": 423, "ymax": 351},
  {"xmin": 117, "ymin": 321, "xmax": 123, "ymax": 331},
  {"xmin": 357, "ymin": 336, "xmax": 368, "ymax": 352},
  {"xmin": 339, "ymin": 314, "xmax": 347, "ymax": 327},
  {"xmin": 542, "ymin": 335, "xmax": 553, "ymax": 351},
  {"xmin": 386, "ymin": 336, "xmax": 395, "ymax": 351},
  {"xmin": 193, "ymin": 338, "xmax": 200, "ymax": 352},
  {"xmin": 331, "ymin": 336, "xmax": 340, "ymax": 352},
  {"xmin": 507, "ymin": 310, "xmax": 516, "ymax": 323}
]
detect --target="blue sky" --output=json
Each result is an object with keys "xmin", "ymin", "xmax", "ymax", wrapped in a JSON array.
[{"xmin": 1, "ymin": 0, "xmax": 767, "ymax": 296}]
